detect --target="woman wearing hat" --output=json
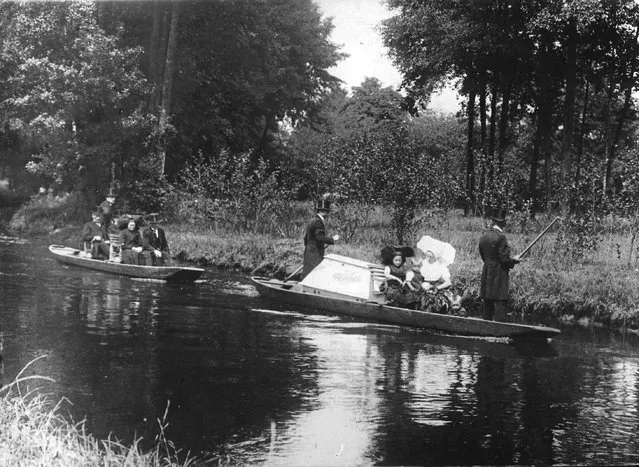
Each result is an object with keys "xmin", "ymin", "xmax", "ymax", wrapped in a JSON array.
[
  {"xmin": 302, "ymin": 199, "xmax": 340, "ymax": 279},
  {"xmin": 120, "ymin": 217, "xmax": 144, "ymax": 265},
  {"xmin": 478, "ymin": 210, "xmax": 521, "ymax": 321}
]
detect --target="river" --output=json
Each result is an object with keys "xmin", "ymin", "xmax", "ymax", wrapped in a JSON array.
[{"xmin": 1, "ymin": 235, "xmax": 639, "ymax": 465}]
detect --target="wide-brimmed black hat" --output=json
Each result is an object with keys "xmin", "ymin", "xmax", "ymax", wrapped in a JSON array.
[{"xmin": 316, "ymin": 199, "xmax": 331, "ymax": 212}]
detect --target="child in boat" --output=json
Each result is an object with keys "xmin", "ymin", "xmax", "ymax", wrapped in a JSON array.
[{"xmin": 381, "ymin": 249, "xmax": 421, "ymax": 307}]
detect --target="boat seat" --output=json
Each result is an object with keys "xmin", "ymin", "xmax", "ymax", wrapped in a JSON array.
[
  {"xmin": 368, "ymin": 265, "xmax": 388, "ymax": 295},
  {"xmin": 108, "ymin": 233, "xmax": 121, "ymax": 262}
]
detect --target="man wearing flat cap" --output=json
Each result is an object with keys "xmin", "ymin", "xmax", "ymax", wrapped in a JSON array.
[
  {"xmin": 478, "ymin": 209, "xmax": 521, "ymax": 321},
  {"xmin": 302, "ymin": 198, "xmax": 339, "ymax": 279}
]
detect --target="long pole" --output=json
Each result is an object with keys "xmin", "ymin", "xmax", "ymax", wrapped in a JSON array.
[
  {"xmin": 284, "ymin": 265, "xmax": 303, "ymax": 283},
  {"xmin": 519, "ymin": 216, "xmax": 561, "ymax": 258}
]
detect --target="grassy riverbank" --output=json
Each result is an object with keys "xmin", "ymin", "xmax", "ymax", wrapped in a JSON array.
[
  {"xmin": 36, "ymin": 208, "xmax": 639, "ymax": 330},
  {"xmin": 0, "ymin": 359, "xmax": 196, "ymax": 466}
]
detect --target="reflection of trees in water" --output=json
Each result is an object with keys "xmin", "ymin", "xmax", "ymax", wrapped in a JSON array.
[
  {"xmin": 369, "ymin": 336, "xmax": 563, "ymax": 465},
  {"xmin": 154, "ymin": 302, "xmax": 322, "ymax": 461}
]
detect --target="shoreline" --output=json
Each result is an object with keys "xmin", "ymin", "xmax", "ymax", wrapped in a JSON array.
[{"xmin": 36, "ymin": 222, "xmax": 639, "ymax": 333}]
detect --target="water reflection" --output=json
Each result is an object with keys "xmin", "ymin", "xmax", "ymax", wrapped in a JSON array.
[{"xmin": 3, "ymin": 238, "xmax": 639, "ymax": 464}]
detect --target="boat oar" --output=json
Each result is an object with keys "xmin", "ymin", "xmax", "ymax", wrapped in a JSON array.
[
  {"xmin": 283, "ymin": 265, "xmax": 303, "ymax": 283},
  {"xmin": 518, "ymin": 216, "xmax": 561, "ymax": 258}
]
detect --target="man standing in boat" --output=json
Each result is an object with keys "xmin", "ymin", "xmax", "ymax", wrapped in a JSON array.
[
  {"xmin": 302, "ymin": 198, "xmax": 339, "ymax": 279},
  {"xmin": 479, "ymin": 209, "xmax": 521, "ymax": 321},
  {"xmin": 99, "ymin": 185, "xmax": 118, "ymax": 231}
]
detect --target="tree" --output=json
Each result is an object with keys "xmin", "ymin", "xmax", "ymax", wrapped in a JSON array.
[
  {"xmin": 382, "ymin": 0, "xmax": 639, "ymax": 216},
  {"xmin": 0, "ymin": 1, "xmax": 153, "ymax": 198}
]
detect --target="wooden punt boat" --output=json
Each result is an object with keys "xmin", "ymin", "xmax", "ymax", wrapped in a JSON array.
[
  {"xmin": 49, "ymin": 244, "xmax": 204, "ymax": 282},
  {"xmin": 251, "ymin": 254, "xmax": 560, "ymax": 341}
]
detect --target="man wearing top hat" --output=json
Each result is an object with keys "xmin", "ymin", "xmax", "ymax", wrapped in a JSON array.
[
  {"xmin": 99, "ymin": 185, "xmax": 118, "ymax": 231},
  {"xmin": 302, "ymin": 198, "xmax": 339, "ymax": 279},
  {"xmin": 478, "ymin": 209, "xmax": 521, "ymax": 321}
]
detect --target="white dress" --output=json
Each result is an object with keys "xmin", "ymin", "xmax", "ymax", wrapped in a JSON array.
[{"xmin": 420, "ymin": 261, "xmax": 451, "ymax": 288}]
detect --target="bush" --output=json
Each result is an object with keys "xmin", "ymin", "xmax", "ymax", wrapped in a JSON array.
[{"xmin": 9, "ymin": 191, "xmax": 90, "ymax": 234}]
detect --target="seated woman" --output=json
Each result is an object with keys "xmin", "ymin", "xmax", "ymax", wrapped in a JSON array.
[
  {"xmin": 81, "ymin": 210, "xmax": 110, "ymax": 260},
  {"xmin": 414, "ymin": 236, "xmax": 465, "ymax": 315},
  {"xmin": 120, "ymin": 218, "xmax": 144, "ymax": 265},
  {"xmin": 381, "ymin": 249, "xmax": 421, "ymax": 308}
]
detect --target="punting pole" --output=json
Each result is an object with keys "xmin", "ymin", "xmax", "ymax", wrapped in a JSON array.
[
  {"xmin": 284, "ymin": 265, "xmax": 303, "ymax": 282},
  {"xmin": 519, "ymin": 216, "xmax": 561, "ymax": 258}
]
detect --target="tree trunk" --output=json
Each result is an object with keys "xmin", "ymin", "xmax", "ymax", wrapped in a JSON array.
[
  {"xmin": 528, "ymin": 111, "xmax": 542, "ymax": 215},
  {"xmin": 541, "ymin": 87, "xmax": 554, "ymax": 213},
  {"xmin": 478, "ymin": 74, "xmax": 487, "ymax": 194},
  {"xmin": 465, "ymin": 89, "xmax": 476, "ymax": 216},
  {"xmin": 497, "ymin": 77, "xmax": 512, "ymax": 169},
  {"xmin": 488, "ymin": 79, "xmax": 498, "ymax": 183},
  {"xmin": 606, "ymin": 52, "xmax": 637, "ymax": 192},
  {"xmin": 147, "ymin": 0, "xmax": 163, "ymax": 112},
  {"xmin": 560, "ymin": 21, "xmax": 577, "ymax": 211},
  {"xmin": 574, "ymin": 78, "xmax": 590, "ymax": 187},
  {"xmin": 601, "ymin": 73, "xmax": 614, "ymax": 197},
  {"xmin": 157, "ymin": 2, "xmax": 179, "ymax": 176}
]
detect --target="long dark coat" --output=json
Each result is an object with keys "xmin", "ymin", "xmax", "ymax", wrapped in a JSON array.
[
  {"xmin": 302, "ymin": 214, "xmax": 335, "ymax": 278},
  {"xmin": 479, "ymin": 228, "xmax": 518, "ymax": 300},
  {"xmin": 99, "ymin": 199, "xmax": 115, "ymax": 226}
]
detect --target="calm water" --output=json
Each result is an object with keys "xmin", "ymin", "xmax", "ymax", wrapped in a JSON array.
[{"xmin": 1, "ymin": 236, "xmax": 639, "ymax": 465}]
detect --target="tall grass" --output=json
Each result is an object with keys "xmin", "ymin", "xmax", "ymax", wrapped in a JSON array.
[
  {"xmin": 0, "ymin": 356, "xmax": 197, "ymax": 466},
  {"xmin": 16, "ymin": 195, "xmax": 639, "ymax": 329},
  {"xmin": 166, "ymin": 207, "xmax": 639, "ymax": 329}
]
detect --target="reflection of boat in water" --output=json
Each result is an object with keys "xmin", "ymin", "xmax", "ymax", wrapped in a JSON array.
[
  {"xmin": 49, "ymin": 245, "xmax": 204, "ymax": 283},
  {"xmin": 252, "ymin": 254, "xmax": 560, "ymax": 342}
]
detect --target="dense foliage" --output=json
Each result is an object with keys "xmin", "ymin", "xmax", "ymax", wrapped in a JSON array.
[
  {"xmin": 382, "ymin": 0, "xmax": 639, "ymax": 219},
  {"xmin": 3, "ymin": 0, "xmax": 639, "ymax": 252}
]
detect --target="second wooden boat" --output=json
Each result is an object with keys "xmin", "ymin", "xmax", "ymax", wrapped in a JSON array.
[{"xmin": 49, "ymin": 244, "xmax": 204, "ymax": 282}]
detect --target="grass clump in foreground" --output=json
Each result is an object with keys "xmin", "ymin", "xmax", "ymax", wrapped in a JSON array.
[{"xmin": 0, "ymin": 357, "xmax": 196, "ymax": 466}]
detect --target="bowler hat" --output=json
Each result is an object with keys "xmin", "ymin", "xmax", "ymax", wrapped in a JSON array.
[
  {"xmin": 316, "ymin": 199, "xmax": 331, "ymax": 212},
  {"xmin": 147, "ymin": 213, "xmax": 161, "ymax": 224},
  {"xmin": 488, "ymin": 207, "xmax": 507, "ymax": 223},
  {"xmin": 106, "ymin": 185, "xmax": 118, "ymax": 198}
]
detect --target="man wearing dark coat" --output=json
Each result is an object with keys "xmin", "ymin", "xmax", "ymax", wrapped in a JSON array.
[
  {"xmin": 82, "ymin": 211, "xmax": 110, "ymax": 260},
  {"xmin": 302, "ymin": 199, "xmax": 339, "ymax": 279},
  {"xmin": 141, "ymin": 215, "xmax": 170, "ymax": 266},
  {"xmin": 99, "ymin": 186, "xmax": 118, "ymax": 232},
  {"xmin": 479, "ymin": 212, "xmax": 521, "ymax": 321}
]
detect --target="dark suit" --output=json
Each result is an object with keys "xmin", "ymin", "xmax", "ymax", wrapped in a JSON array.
[
  {"xmin": 479, "ymin": 227, "xmax": 518, "ymax": 321},
  {"xmin": 81, "ymin": 220, "xmax": 110, "ymax": 260},
  {"xmin": 302, "ymin": 214, "xmax": 335, "ymax": 278},
  {"xmin": 99, "ymin": 199, "xmax": 115, "ymax": 228},
  {"xmin": 141, "ymin": 225, "xmax": 170, "ymax": 266}
]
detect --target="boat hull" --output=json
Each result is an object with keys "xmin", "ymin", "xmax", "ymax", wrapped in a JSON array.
[
  {"xmin": 251, "ymin": 277, "xmax": 560, "ymax": 341},
  {"xmin": 49, "ymin": 245, "xmax": 204, "ymax": 282}
]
